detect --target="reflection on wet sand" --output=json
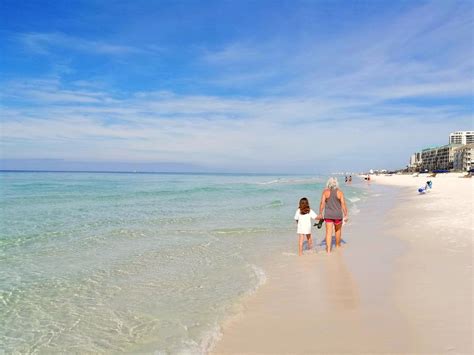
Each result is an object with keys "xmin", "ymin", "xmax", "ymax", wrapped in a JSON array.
[{"xmin": 320, "ymin": 243, "xmax": 360, "ymax": 310}]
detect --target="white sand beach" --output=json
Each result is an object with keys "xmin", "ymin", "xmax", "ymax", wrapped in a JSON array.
[
  {"xmin": 213, "ymin": 174, "xmax": 473, "ymax": 354},
  {"xmin": 373, "ymin": 173, "xmax": 473, "ymax": 353}
]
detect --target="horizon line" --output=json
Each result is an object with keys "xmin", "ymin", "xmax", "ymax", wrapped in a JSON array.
[{"xmin": 0, "ymin": 169, "xmax": 322, "ymax": 176}]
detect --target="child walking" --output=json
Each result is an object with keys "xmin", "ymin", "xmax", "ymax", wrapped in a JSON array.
[{"xmin": 294, "ymin": 197, "xmax": 318, "ymax": 256}]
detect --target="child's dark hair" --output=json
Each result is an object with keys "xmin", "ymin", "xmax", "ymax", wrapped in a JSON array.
[{"xmin": 299, "ymin": 197, "xmax": 310, "ymax": 215}]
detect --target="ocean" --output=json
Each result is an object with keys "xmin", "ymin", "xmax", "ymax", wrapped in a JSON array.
[{"xmin": 0, "ymin": 172, "xmax": 366, "ymax": 353}]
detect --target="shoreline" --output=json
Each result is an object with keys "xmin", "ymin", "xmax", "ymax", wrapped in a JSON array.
[
  {"xmin": 213, "ymin": 175, "xmax": 473, "ymax": 354},
  {"xmin": 213, "ymin": 183, "xmax": 412, "ymax": 353}
]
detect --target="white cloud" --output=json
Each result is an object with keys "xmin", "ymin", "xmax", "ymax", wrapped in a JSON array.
[{"xmin": 1, "ymin": 76, "xmax": 471, "ymax": 172}]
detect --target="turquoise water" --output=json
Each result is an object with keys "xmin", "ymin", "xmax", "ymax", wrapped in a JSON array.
[{"xmin": 0, "ymin": 172, "xmax": 366, "ymax": 353}]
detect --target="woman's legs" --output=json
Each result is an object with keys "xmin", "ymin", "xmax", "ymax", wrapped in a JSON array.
[
  {"xmin": 335, "ymin": 223, "xmax": 342, "ymax": 247},
  {"xmin": 325, "ymin": 222, "xmax": 334, "ymax": 253}
]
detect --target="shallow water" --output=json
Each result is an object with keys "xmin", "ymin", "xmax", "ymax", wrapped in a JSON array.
[{"xmin": 0, "ymin": 172, "xmax": 366, "ymax": 353}]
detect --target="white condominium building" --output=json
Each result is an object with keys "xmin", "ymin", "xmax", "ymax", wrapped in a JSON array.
[
  {"xmin": 449, "ymin": 131, "xmax": 474, "ymax": 145},
  {"xmin": 453, "ymin": 143, "xmax": 474, "ymax": 172},
  {"xmin": 421, "ymin": 144, "xmax": 462, "ymax": 171}
]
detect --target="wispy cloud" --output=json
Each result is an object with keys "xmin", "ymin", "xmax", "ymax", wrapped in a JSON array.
[
  {"xmin": 199, "ymin": 0, "xmax": 472, "ymax": 103},
  {"xmin": 1, "ymin": 76, "xmax": 470, "ymax": 172},
  {"xmin": 1, "ymin": 79, "xmax": 116, "ymax": 104},
  {"xmin": 18, "ymin": 32, "xmax": 149, "ymax": 56},
  {"xmin": 202, "ymin": 42, "xmax": 266, "ymax": 64}
]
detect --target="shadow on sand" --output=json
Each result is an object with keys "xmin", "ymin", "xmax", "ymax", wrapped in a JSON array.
[
  {"xmin": 320, "ymin": 247, "xmax": 360, "ymax": 310},
  {"xmin": 319, "ymin": 236, "xmax": 347, "ymax": 248},
  {"xmin": 302, "ymin": 236, "xmax": 347, "ymax": 251}
]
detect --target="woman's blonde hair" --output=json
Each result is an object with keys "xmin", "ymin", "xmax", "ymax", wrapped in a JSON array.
[{"xmin": 326, "ymin": 177, "xmax": 339, "ymax": 190}]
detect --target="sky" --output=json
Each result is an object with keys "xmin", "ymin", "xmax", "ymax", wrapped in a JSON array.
[{"xmin": 0, "ymin": 0, "xmax": 472, "ymax": 173}]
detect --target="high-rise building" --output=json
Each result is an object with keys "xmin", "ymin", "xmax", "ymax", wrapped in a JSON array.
[
  {"xmin": 449, "ymin": 131, "xmax": 474, "ymax": 145},
  {"xmin": 409, "ymin": 152, "xmax": 422, "ymax": 169}
]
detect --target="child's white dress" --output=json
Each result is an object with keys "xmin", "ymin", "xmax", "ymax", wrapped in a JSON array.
[{"xmin": 294, "ymin": 208, "xmax": 317, "ymax": 234}]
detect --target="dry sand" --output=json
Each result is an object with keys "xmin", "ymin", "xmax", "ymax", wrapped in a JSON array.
[
  {"xmin": 374, "ymin": 173, "xmax": 473, "ymax": 353},
  {"xmin": 213, "ymin": 174, "xmax": 473, "ymax": 354}
]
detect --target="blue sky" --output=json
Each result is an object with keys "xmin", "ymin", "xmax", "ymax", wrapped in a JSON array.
[{"xmin": 1, "ymin": 0, "xmax": 472, "ymax": 173}]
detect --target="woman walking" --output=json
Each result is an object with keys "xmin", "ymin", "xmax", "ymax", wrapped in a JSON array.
[{"xmin": 317, "ymin": 177, "xmax": 348, "ymax": 253}]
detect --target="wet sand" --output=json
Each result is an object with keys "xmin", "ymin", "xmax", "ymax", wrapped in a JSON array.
[
  {"xmin": 213, "ymin": 176, "xmax": 473, "ymax": 354},
  {"xmin": 214, "ymin": 184, "xmax": 411, "ymax": 353}
]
